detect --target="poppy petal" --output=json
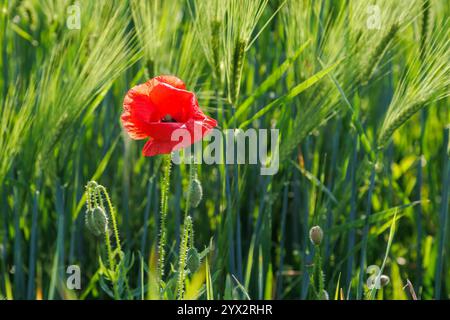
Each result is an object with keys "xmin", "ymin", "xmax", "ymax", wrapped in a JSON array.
[
  {"xmin": 121, "ymin": 82, "xmax": 161, "ymax": 139},
  {"xmin": 154, "ymin": 75, "xmax": 186, "ymax": 90},
  {"xmin": 122, "ymin": 75, "xmax": 218, "ymax": 156},
  {"xmin": 145, "ymin": 122, "xmax": 185, "ymax": 141},
  {"xmin": 149, "ymin": 83, "xmax": 198, "ymax": 123},
  {"xmin": 121, "ymin": 110, "xmax": 152, "ymax": 140},
  {"xmin": 142, "ymin": 139, "xmax": 183, "ymax": 157}
]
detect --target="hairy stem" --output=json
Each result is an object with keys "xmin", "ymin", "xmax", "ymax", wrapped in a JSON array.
[{"xmin": 158, "ymin": 153, "xmax": 172, "ymax": 295}]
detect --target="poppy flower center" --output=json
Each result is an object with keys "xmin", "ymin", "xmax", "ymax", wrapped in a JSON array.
[{"xmin": 161, "ymin": 114, "xmax": 177, "ymax": 123}]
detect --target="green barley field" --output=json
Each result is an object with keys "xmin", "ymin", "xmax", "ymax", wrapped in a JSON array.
[{"xmin": 0, "ymin": 0, "xmax": 449, "ymax": 301}]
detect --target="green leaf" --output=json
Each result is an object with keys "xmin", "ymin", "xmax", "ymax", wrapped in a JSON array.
[
  {"xmin": 329, "ymin": 201, "xmax": 421, "ymax": 235},
  {"xmin": 72, "ymin": 136, "xmax": 120, "ymax": 220},
  {"xmin": 205, "ymin": 256, "xmax": 214, "ymax": 300},
  {"xmin": 291, "ymin": 160, "xmax": 338, "ymax": 205},
  {"xmin": 239, "ymin": 59, "xmax": 342, "ymax": 129},
  {"xmin": 367, "ymin": 210, "xmax": 398, "ymax": 300},
  {"xmin": 99, "ymin": 277, "xmax": 115, "ymax": 299}
]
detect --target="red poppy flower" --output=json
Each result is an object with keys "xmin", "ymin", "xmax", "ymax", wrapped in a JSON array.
[{"xmin": 121, "ymin": 75, "xmax": 217, "ymax": 156}]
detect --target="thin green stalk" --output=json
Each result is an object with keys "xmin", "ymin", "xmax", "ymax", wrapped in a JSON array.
[
  {"xmin": 435, "ymin": 126, "xmax": 449, "ymax": 299},
  {"xmin": 300, "ymin": 140, "xmax": 312, "ymax": 299},
  {"xmin": 309, "ymin": 225, "xmax": 325, "ymax": 299},
  {"xmin": 357, "ymin": 153, "xmax": 379, "ymax": 299},
  {"xmin": 415, "ymin": 0, "xmax": 431, "ymax": 294},
  {"xmin": 48, "ymin": 181, "xmax": 65, "ymax": 300},
  {"xmin": 12, "ymin": 186, "xmax": 24, "ymax": 299},
  {"xmin": 345, "ymin": 135, "xmax": 358, "ymax": 295},
  {"xmin": 225, "ymin": 166, "xmax": 236, "ymax": 275},
  {"xmin": 26, "ymin": 188, "xmax": 39, "ymax": 299},
  {"xmin": 85, "ymin": 181, "xmax": 121, "ymax": 297},
  {"xmin": 103, "ymin": 215, "xmax": 115, "ymax": 272},
  {"xmin": 103, "ymin": 224, "xmax": 115, "ymax": 271},
  {"xmin": 276, "ymin": 182, "xmax": 289, "ymax": 298},
  {"xmin": 98, "ymin": 186, "xmax": 122, "ymax": 253},
  {"xmin": 177, "ymin": 216, "xmax": 192, "ymax": 300},
  {"xmin": 90, "ymin": 184, "xmax": 116, "ymax": 270},
  {"xmin": 158, "ymin": 153, "xmax": 172, "ymax": 294},
  {"xmin": 177, "ymin": 157, "xmax": 197, "ymax": 299},
  {"xmin": 138, "ymin": 175, "xmax": 155, "ymax": 291},
  {"xmin": 415, "ymin": 112, "xmax": 426, "ymax": 295},
  {"xmin": 312, "ymin": 245, "xmax": 324, "ymax": 299}
]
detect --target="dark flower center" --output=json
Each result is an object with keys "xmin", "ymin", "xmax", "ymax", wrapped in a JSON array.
[{"xmin": 161, "ymin": 114, "xmax": 177, "ymax": 123}]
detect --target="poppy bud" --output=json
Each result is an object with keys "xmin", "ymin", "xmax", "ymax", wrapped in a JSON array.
[
  {"xmin": 189, "ymin": 178, "xmax": 203, "ymax": 208},
  {"xmin": 309, "ymin": 226, "xmax": 323, "ymax": 246},
  {"xmin": 85, "ymin": 207, "xmax": 108, "ymax": 236},
  {"xmin": 380, "ymin": 275, "xmax": 390, "ymax": 287}
]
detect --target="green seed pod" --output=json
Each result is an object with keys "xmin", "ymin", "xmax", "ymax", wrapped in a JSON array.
[
  {"xmin": 189, "ymin": 179, "xmax": 203, "ymax": 208},
  {"xmin": 186, "ymin": 247, "xmax": 201, "ymax": 273},
  {"xmin": 85, "ymin": 207, "xmax": 108, "ymax": 236},
  {"xmin": 309, "ymin": 226, "xmax": 324, "ymax": 246}
]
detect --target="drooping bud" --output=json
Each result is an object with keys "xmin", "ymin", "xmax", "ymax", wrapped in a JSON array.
[
  {"xmin": 189, "ymin": 178, "xmax": 203, "ymax": 208},
  {"xmin": 309, "ymin": 226, "xmax": 323, "ymax": 246},
  {"xmin": 380, "ymin": 275, "xmax": 390, "ymax": 287},
  {"xmin": 85, "ymin": 207, "xmax": 108, "ymax": 236}
]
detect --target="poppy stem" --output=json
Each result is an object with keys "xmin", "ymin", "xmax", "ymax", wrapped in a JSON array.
[
  {"xmin": 85, "ymin": 181, "xmax": 123, "ymax": 298},
  {"xmin": 312, "ymin": 244, "xmax": 325, "ymax": 299},
  {"xmin": 98, "ymin": 185, "xmax": 122, "ymax": 253},
  {"xmin": 177, "ymin": 216, "xmax": 193, "ymax": 300},
  {"xmin": 158, "ymin": 153, "xmax": 172, "ymax": 296},
  {"xmin": 86, "ymin": 182, "xmax": 115, "ymax": 270},
  {"xmin": 176, "ymin": 156, "xmax": 197, "ymax": 299},
  {"xmin": 184, "ymin": 156, "xmax": 197, "ymax": 219}
]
